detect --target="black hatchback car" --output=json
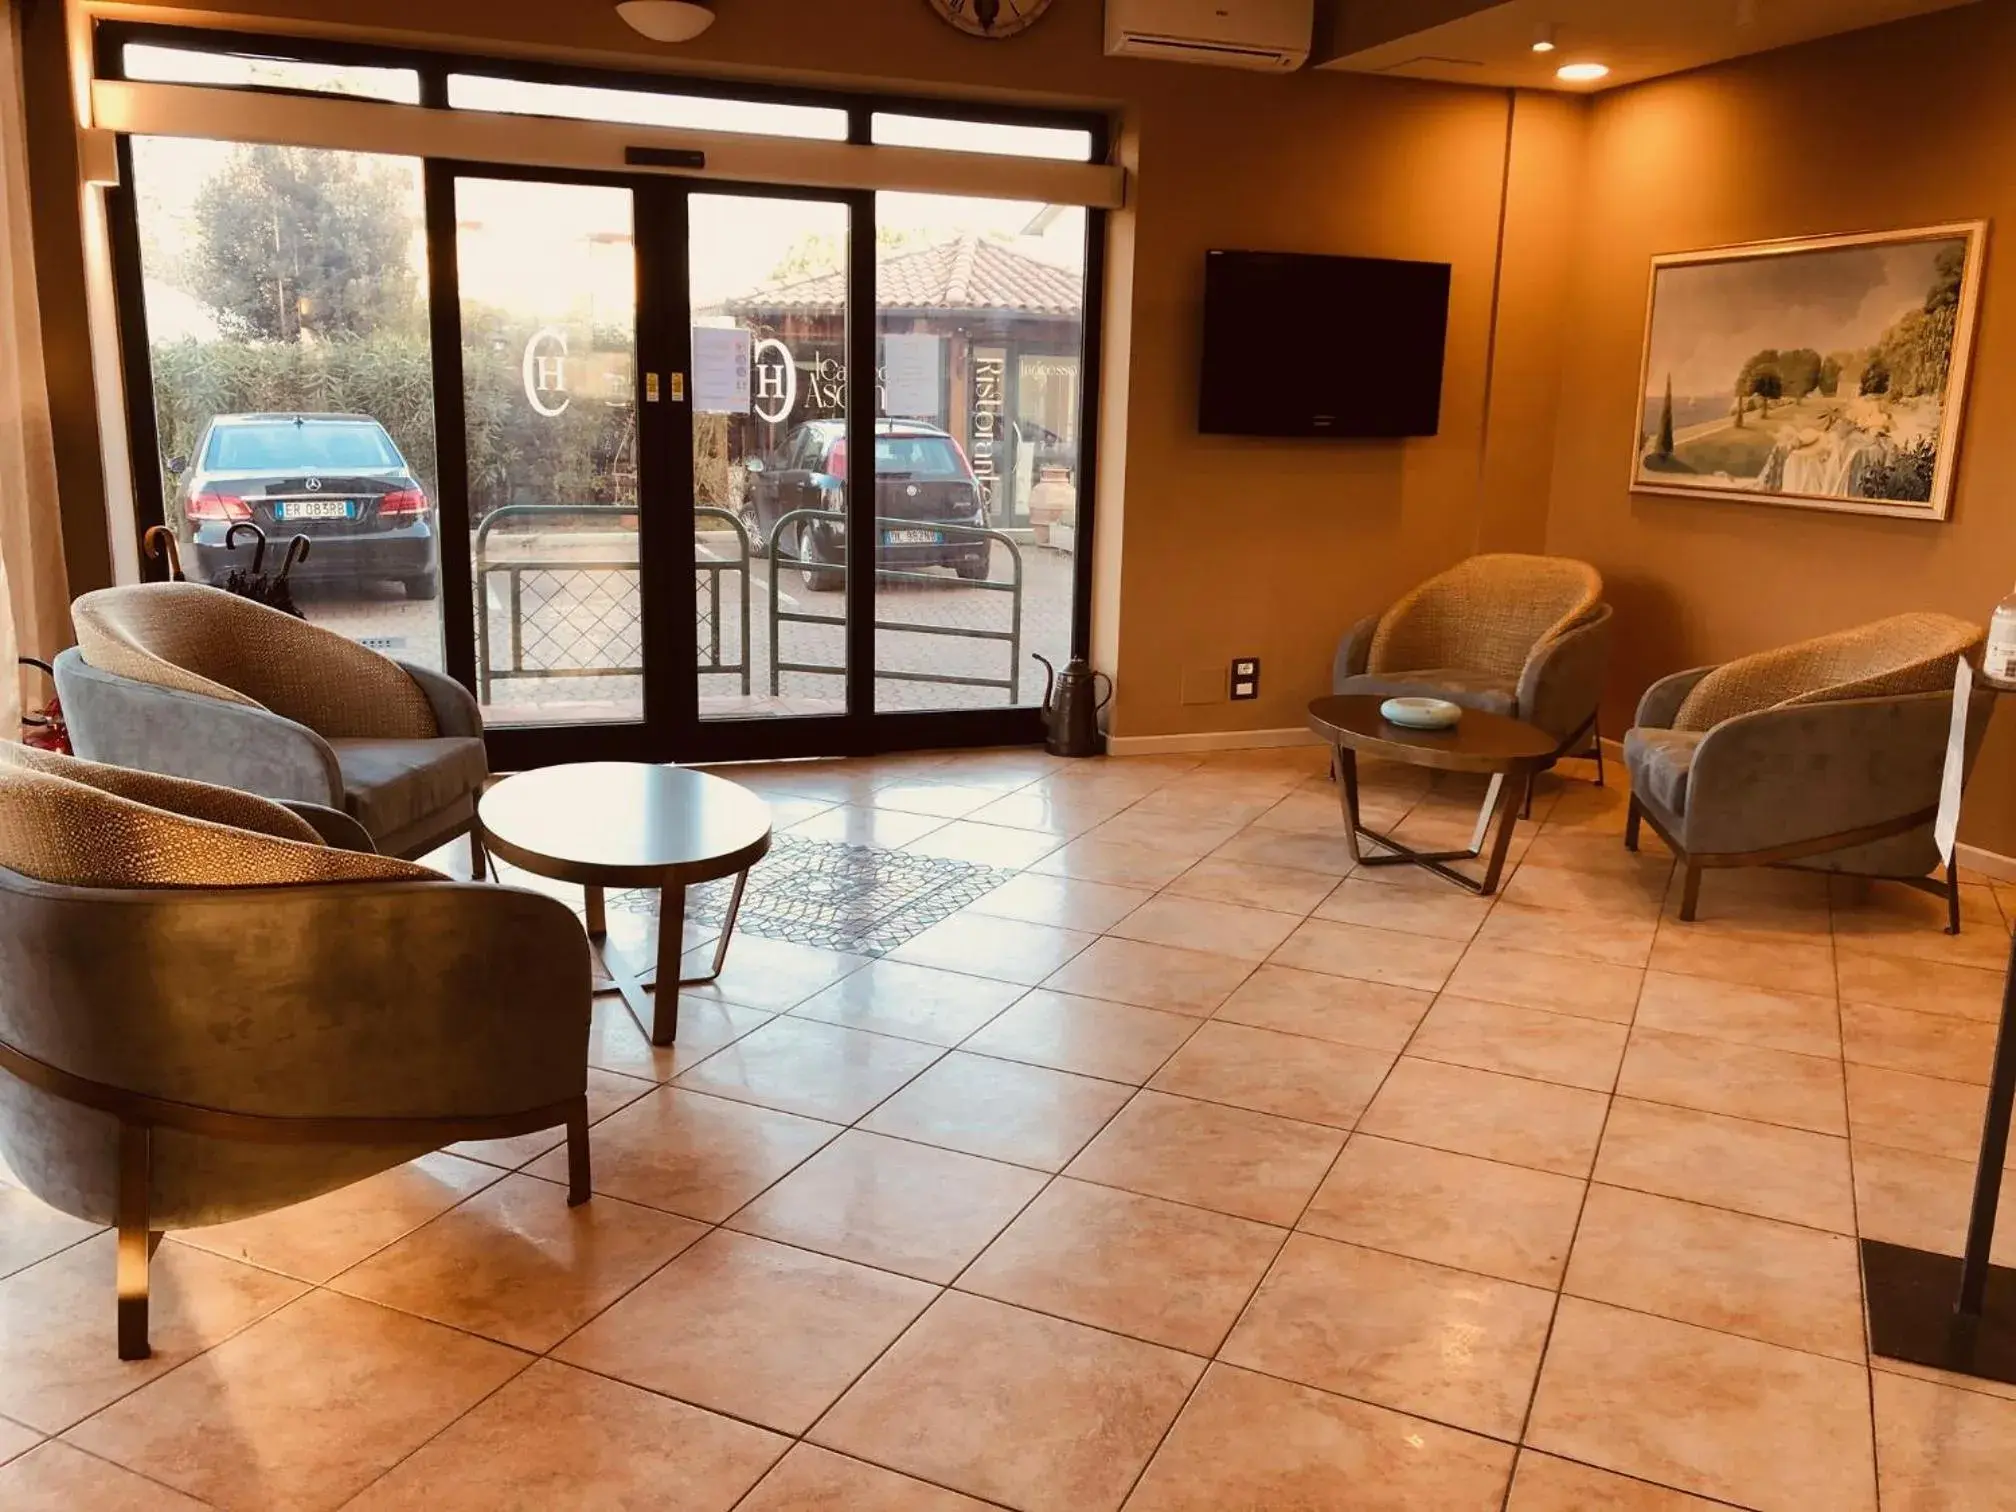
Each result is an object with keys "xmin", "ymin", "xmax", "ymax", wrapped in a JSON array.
[
  {"xmin": 745, "ymin": 419, "xmax": 991, "ymax": 591},
  {"xmin": 173, "ymin": 413, "xmax": 437, "ymax": 599}
]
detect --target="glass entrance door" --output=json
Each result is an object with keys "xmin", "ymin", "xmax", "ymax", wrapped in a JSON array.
[
  {"xmin": 439, "ymin": 169, "xmax": 1057, "ymax": 768},
  {"xmin": 685, "ymin": 191, "xmax": 854, "ymax": 731},
  {"xmin": 452, "ymin": 176, "xmax": 643, "ymax": 739}
]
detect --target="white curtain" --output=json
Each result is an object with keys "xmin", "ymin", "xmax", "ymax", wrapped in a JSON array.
[{"xmin": 0, "ymin": 0, "xmax": 69, "ymax": 734}]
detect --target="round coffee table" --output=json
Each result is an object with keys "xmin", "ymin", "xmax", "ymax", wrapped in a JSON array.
[
  {"xmin": 480, "ymin": 763, "xmax": 772, "ymax": 1046},
  {"xmin": 1306, "ymin": 694, "xmax": 1557, "ymax": 896}
]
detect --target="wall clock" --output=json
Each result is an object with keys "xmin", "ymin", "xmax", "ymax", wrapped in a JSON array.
[{"xmin": 925, "ymin": 0, "xmax": 1057, "ymax": 39}]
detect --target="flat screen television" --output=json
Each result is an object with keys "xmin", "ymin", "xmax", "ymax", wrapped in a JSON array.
[{"xmin": 1199, "ymin": 250, "xmax": 1452, "ymax": 439}]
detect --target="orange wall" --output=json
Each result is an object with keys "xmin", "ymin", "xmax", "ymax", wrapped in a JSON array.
[
  {"xmin": 1544, "ymin": 0, "xmax": 2016, "ymax": 848},
  {"xmin": 34, "ymin": 0, "xmax": 1577, "ymax": 743}
]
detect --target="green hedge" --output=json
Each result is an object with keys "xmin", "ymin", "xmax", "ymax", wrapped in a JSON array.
[{"xmin": 149, "ymin": 316, "xmax": 637, "ymax": 525}]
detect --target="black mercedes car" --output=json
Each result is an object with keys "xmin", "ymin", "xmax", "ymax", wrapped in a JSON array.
[
  {"xmin": 745, "ymin": 419, "xmax": 991, "ymax": 591},
  {"xmin": 173, "ymin": 413, "xmax": 438, "ymax": 599}
]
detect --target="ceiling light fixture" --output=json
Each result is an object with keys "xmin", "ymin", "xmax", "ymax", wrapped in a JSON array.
[
  {"xmin": 1556, "ymin": 61, "xmax": 1610, "ymax": 82},
  {"xmin": 1531, "ymin": 23, "xmax": 1557, "ymax": 53},
  {"xmin": 616, "ymin": 0, "xmax": 716, "ymax": 42}
]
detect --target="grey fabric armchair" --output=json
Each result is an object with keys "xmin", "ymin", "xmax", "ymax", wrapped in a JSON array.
[
  {"xmin": 1624, "ymin": 612, "xmax": 1990, "ymax": 928},
  {"xmin": 0, "ymin": 743, "xmax": 591, "ymax": 1360},
  {"xmin": 1334, "ymin": 553, "xmax": 1614, "ymax": 784},
  {"xmin": 56, "ymin": 582, "xmax": 488, "ymax": 865}
]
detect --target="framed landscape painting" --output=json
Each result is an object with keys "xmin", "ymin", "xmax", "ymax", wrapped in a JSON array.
[{"xmin": 1631, "ymin": 223, "xmax": 1987, "ymax": 520}]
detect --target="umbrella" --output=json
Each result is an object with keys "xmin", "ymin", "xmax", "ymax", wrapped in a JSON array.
[{"xmin": 218, "ymin": 522, "xmax": 313, "ymax": 619}]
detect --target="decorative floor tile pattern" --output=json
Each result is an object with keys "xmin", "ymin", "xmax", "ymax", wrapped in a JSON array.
[
  {"xmin": 10, "ymin": 744, "xmax": 2016, "ymax": 1509},
  {"xmin": 611, "ymin": 835, "xmax": 1014, "ymax": 956}
]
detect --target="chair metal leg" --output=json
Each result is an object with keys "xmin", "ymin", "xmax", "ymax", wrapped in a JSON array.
[
  {"xmin": 468, "ymin": 822, "xmax": 490, "ymax": 881},
  {"xmin": 1679, "ymin": 862, "xmax": 1703, "ymax": 922},
  {"xmin": 1948, "ymin": 854, "xmax": 1964, "ymax": 937},
  {"xmin": 116, "ymin": 1123, "xmax": 153, "ymax": 1362},
  {"xmin": 1591, "ymin": 716, "xmax": 1607, "ymax": 788},
  {"xmin": 1624, "ymin": 795, "xmax": 1642, "ymax": 853},
  {"xmin": 564, "ymin": 1096, "xmax": 592, "ymax": 1206}
]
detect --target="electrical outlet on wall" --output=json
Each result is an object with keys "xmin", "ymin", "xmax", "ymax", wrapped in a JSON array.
[{"xmin": 1230, "ymin": 657, "xmax": 1261, "ymax": 701}]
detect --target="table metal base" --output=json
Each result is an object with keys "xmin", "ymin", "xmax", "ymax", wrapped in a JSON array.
[
  {"xmin": 1863, "ymin": 1239, "xmax": 2016, "ymax": 1387},
  {"xmin": 1862, "ymin": 918, "xmax": 2016, "ymax": 1387},
  {"xmin": 1336, "ymin": 750, "xmax": 1526, "ymax": 897},
  {"xmin": 585, "ymin": 870, "xmax": 751, "ymax": 1047}
]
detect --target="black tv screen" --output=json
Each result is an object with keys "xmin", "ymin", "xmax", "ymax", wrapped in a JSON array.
[{"xmin": 1199, "ymin": 250, "xmax": 1452, "ymax": 438}]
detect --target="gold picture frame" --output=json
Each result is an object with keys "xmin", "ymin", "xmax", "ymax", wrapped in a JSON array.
[{"xmin": 1629, "ymin": 222, "xmax": 1988, "ymax": 521}]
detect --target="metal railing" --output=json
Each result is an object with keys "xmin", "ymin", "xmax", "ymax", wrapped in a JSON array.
[
  {"xmin": 472, "ymin": 504, "xmax": 752, "ymax": 702},
  {"xmin": 766, "ymin": 508, "xmax": 1024, "ymax": 701},
  {"xmin": 694, "ymin": 507, "xmax": 754, "ymax": 694}
]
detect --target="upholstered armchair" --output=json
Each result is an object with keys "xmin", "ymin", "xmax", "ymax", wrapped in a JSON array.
[
  {"xmin": 0, "ymin": 743, "xmax": 591, "ymax": 1360},
  {"xmin": 55, "ymin": 582, "xmax": 488, "ymax": 865},
  {"xmin": 1333, "ymin": 554, "xmax": 1614, "ymax": 778},
  {"xmin": 1624, "ymin": 613, "xmax": 1989, "ymax": 927}
]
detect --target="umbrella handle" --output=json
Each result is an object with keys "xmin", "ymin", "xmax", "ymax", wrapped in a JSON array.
[
  {"xmin": 276, "ymin": 534, "xmax": 313, "ymax": 583},
  {"xmin": 141, "ymin": 526, "xmax": 185, "ymax": 582},
  {"xmin": 224, "ymin": 521, "xmax": 268, "ymax": 575}
]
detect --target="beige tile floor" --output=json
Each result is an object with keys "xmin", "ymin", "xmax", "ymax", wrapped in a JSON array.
[{"xmin": 3, "ymin": 743, "xmax": 2015, "ymax": 1509}]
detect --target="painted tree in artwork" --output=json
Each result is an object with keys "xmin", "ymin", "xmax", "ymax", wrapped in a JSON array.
[
  {"xmin": 1735, "ymin": 350, "xmax": 1784, "ymax": 419},
  {"xmin": 1655, "ymin": 374, "xmax": 1675, "ymax": 457}
]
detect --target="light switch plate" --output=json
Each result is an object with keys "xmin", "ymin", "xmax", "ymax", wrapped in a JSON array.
[{"xmin": 1230, "ymin": 658, "xmax": 1260, "ymax": 701}]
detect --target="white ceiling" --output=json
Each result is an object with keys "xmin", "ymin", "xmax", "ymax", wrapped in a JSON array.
[{"xmin": 1319, "ymin": 0, "xmax": 1982, "ymax": 91}]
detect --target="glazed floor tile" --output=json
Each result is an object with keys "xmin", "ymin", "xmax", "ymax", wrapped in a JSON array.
[{"xmin": 10, "ymin": 746, "xmax": 2013, "ymax": 1512}]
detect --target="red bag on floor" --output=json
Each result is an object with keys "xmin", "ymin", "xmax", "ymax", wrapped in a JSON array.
[{"xmin": 19, "ymin": 658, "xmax": 69, "ymax": 754}]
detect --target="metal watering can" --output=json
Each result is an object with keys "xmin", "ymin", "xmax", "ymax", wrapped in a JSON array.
[{"xmin": 1032, "ymin": 654, "xmax": 1113, "ymax": 758}]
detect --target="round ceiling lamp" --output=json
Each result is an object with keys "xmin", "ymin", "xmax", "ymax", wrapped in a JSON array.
[{"xmin": 616, "ymin": 1, "xmax": 716, "ymax": 42}]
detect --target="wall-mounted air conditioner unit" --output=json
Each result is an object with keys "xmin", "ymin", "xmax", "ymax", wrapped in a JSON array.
[{"xmin": 1105, "ymin": 0, "xmax": 1314, "ymax": 72}]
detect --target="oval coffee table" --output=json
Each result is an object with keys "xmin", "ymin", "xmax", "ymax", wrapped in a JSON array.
[
  {"xmin": 1306, "ymin": 694, "xmax": 1557, "ymax": 896},
  {"xmin": 480, "ymin": 763, "xmax": 772, "ymax": 1047}
]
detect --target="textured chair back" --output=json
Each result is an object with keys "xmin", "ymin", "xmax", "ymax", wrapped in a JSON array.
[
  {"xmin": 0, "ymin": 742, "xmax": 431, "ymax": 889},
  {"xmin": 71, "ymin": 582, "xmax": 439, "ymax": 741},
  {"xmin": 1369, "ymin": 554, "xmax": 1603, "ymax": 682},
  {"xmin": 1674, "ymin": 613, "xmax": 1985, "ymax": 733}
]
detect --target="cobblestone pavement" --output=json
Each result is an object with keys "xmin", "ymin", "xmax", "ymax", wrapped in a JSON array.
[{"xmin": 296, "ymin": 531, "xmax": 1073, "ymax": 725}]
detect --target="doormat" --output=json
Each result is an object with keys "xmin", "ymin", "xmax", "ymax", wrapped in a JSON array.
[{"xmin": 609, "ymin": 835, "xmax": 1016, "ymax": 957}]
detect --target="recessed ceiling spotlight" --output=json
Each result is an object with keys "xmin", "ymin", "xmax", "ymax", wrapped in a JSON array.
[
  {"xmin": 1532, "ymin": 22, "xmax": 1557, "ymax": 53},
  {"xmin": 1556, "ymin": 61, "xmax": 1610, "ymax": 82},
  {"xmin": 616, "ymin": 1, "xmax": 716, "ymax": 42}
]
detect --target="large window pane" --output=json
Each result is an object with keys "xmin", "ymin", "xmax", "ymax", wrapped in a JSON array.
[
  {"xmin": 123, "ymin": 43, "xmax": 421, "ymax": 102},
  {"xmin": 449, "ymin": 74, "xmax": 847, "ymax": 141},
  {"xmin": 872, "ymin": 191, "xmax": 1087, "ymax": 712},
  {"xmin": 693, "ymin": 193, "xmax": 851, "ymax": 720},
  {"xmin": 457, "ymin": 179, "xmax": 640, "ymax": 729},
  {"xmin": 128, "ymin": 136, "xmax": 443, "ymax": 668}
]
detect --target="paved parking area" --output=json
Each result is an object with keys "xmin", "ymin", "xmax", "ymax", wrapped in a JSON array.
[{"xmin": 297, "ymin": 530, "xmax": 1073, "ymax": 725}]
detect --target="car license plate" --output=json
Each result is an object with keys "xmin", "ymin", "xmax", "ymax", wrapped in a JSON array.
[
  {"xmin": 883, "ymin": 529, "xmax": 942, "ymax": 545},
  {"xmin": 279, "ymin": 500, "xmax": 353, "ymax": 520}
]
